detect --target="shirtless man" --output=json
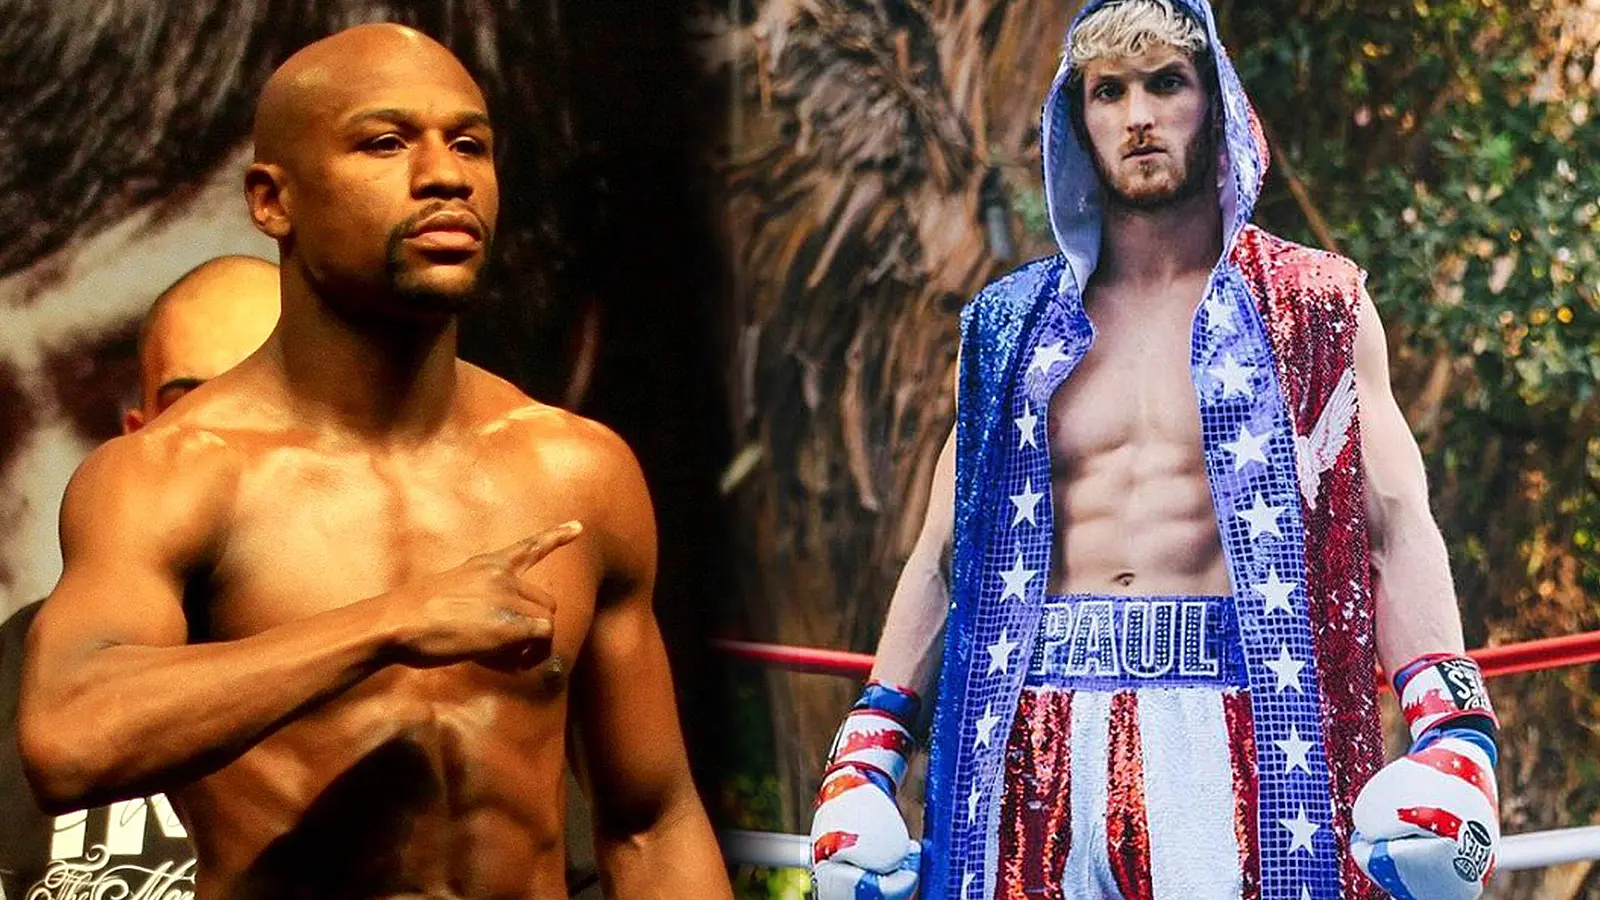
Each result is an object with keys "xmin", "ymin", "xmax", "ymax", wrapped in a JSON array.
[
  {"xmin": 810, "ymin": 2, "xmax": 1499, "ymax": 900},
  {"xmin": 18, "ymin": 24, "xmax": 729, "ymax": 900}
]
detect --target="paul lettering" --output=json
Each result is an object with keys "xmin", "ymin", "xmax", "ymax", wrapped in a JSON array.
[
  {"xmin": 1032, "ymin": 598, "xmax": 1224, "ymax": 682},
  {"xmin": 1123, "ymin": 601, "xmax": 1178, "ymax": 678},
  {"xmin": 1178, "ymin": 600, "xmax": 1220, "ymax": 677}
]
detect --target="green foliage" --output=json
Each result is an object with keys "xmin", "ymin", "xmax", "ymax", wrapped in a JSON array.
[{"xmin": 721, "ymin": 675, "xmax": 804, "ymax": 899}]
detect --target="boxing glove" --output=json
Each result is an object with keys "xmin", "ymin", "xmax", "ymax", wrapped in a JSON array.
[
  {"xmin": 1353, "ymin": 654, "xmax": 1499, "ymax": 900},
  {"xmin": 810, "ymin": 680, "xmax": 922, "ymax": 900}
]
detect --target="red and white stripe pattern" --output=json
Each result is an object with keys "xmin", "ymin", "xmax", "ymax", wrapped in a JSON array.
[
  {"xmin": 997, "ymin": 686, "xmax": 1260, "ymax": 900},
  {"xmin": 1351, "ymin": 654, "xmax": 1499, "ymax": 900},
  {"xmin": 811, "ymin": 682, "xmax": 923, "ymax": 900},
  {"xmin": 1397, "ymin": 655, "xmax": 1497, "ymax": 741},
  {"xmin": 826, "ymin": 708, "xmax": 916, "ymax": 790}
]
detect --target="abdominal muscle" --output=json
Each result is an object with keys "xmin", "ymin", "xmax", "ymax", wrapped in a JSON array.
[
  {"xmin": 1050, "ymin": 441, "xmax": 1231, "ymax": 595},
  {"xmin": 174, "ymin": 668, "xmax": 569, "ymax": 900},
  {"xmin": 1045, "ymin": 334, "xmax": 1232, "ymax": 597}
]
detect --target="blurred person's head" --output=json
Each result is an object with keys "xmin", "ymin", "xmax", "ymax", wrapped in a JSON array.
[
  {"xmin": 123, "ymin": 255, "xmax": 281, "ymax": 433},
  {"xmin": 1066, "ymin": 0, "xmax": 1218, "ymax": 212},
  {"xmin": 246, "ymin": 24, "xmax": 499, "ymax": 324}
]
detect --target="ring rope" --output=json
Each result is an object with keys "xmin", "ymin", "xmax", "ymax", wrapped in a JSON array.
[
  {"xmin": 717, "ymin": 826, "xmax": 1600, "ymax": 873},
  {"xmin": 712, "ymin": 628, "xmax": 1600, "ymax": 681}
]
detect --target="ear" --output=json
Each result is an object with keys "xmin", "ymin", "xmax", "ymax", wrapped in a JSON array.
[
  {"xmin": 245, "ymin": 162, "xmax": 293, "ymax": 240},
  {"xmin": 122, "ymin": 407, "xmax": 145, "ymax": 434}
]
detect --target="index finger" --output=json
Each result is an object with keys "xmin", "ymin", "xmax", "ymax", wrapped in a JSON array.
[{"xmin": 496, "ymin": 520, "xmax": 583, "ymax": 573}]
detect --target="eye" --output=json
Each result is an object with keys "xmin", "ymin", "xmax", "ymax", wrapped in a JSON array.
[
  {"xmin": 1153, "ymin": 73, "xmax": 1187, "ymax": 92},
  {"xmin": 362, "ymin": 134, "xmax": 406, "ymax": 155},
  {"xmin": 451, "ymin": 136, "xmax": 490, "ymax": 157},
  {"xmin": 1091, "ymin": 81, "xmax": 1123, "ymax": 101}
]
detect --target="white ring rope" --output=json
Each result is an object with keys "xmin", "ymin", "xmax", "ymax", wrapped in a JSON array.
[{"xmin": 719, "ymin": 825, "xmax": 1600, "ymax": 873}]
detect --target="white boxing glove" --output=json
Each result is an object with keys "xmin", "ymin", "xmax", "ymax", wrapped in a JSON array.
[
  {"xmin": 1353, "ymin": 654, "xmax": 1500, "ymax": 900},
  {"xmin": 809, "ymin": 681, "xmax": 922, "ymax": 900}
]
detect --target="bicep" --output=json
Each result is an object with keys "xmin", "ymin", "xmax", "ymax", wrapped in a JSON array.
[
  {"xmin": 915, "ymin": 425, "xmax": 956, "ymax": 566},
  {"xmin": 571, "ymin": 429, "xmax": 691, "ymax": 831},
  {"xmin": 904, "ymin": 352, "xmax": 960, "ymax": 575},
  {"xmin": 26, "ymin": 445, "xmax": 199, "ymax": 693},
  {"xmin": 572, "ymin": 591, "xmax": 691, "ymax": 832}
]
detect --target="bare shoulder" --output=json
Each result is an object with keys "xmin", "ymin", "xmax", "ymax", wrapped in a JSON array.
[
  {"xmin": 71, "ymin": 420, "xmax": 243, "ymax": 499},
  {"xmin": 60, "ymin": 420, "xmax": 244, "ymax": 564},
  {"xmin": 459, "ymin": 365, "xmax": 654, "ymax": 584},
  {"xmin": 462, "ymin": 363, "xmax": 643, "ymax": 486},
  {"xmin": 1351, "ymin": 285, "xmax": 1392, "ymax": 368}
]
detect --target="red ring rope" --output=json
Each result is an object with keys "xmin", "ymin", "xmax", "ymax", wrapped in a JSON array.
[{"xmin": 713, "ymin": 629, "xmax": 1600, "ymax": 681}]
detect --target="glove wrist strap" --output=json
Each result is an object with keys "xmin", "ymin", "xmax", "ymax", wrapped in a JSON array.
[
  {"xmin": 852, "ymin": 679, "xmax": 921, "ymax": 727},
  {"xmin": 1397, "ymin": 653, "xmax": 1499, "ymax": 745},
  {"xmin": 825, "ymin": 680, "xmax": 921, "ymax": 795}
]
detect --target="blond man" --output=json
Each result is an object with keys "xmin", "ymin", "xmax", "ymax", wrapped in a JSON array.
[{"xmin": 809, "ymin": 2, "xmax": 1500, "ymax": 899}]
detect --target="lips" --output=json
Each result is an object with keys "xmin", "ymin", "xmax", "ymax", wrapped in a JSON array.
[
  {"xmin": 405, "ymin": 210, "xmax": 485, "ymax": 253},
  {"xmin": 1125, "ymin": 146, "xmax": 1165, "ymax": 159}
]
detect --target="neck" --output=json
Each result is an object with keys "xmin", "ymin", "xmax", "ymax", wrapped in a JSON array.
[
  {"xmin": 267, "ymin": 267, "xmax": 461, "ymax": 442},
  {"xmin": 1094, "ymin": 185, "xmax": 1225, "ymax": 290}
]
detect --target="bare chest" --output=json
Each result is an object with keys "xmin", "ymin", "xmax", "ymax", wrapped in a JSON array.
[
  {"xmin": 1047, "ymin": 302, "xmax": 1206, "ymax": 470},
  {"xmin": 200, "ymin": 445, "xmax": 597, "ymax": 661}
]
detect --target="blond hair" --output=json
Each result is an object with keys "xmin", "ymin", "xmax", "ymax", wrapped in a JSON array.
[{"xmin": 1067, "ymin": 0, "xmax": 1208, "ymax": 69}]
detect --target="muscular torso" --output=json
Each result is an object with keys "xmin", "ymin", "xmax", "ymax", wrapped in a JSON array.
[
  {"xmin": 164, "ymin": 368, "xmax": 597, "ymax": 900},
  {"xmin": 1046, "ymin": 277, "xmax": 1231, "ymax": 596}
]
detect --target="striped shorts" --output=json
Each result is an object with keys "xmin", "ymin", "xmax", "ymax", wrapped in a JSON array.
[{"xmin": 996, "ymin": 594, "xmax": 1263, "ymax": 900}]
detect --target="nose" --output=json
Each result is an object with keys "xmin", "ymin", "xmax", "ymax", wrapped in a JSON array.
[
  {"xmin": 1125, "ymin": 86, "xmax": 1156, "ymax": 134},
  {"xmin": 411, "ymin": 135, "xmax": 472, "ymax": 201}
]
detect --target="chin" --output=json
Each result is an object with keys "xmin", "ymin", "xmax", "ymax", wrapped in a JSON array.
[
  {"xmin": 385, "ymin": 285, "xmax": 475, "ymax": 321},
  {"xmin": 1114, "ymin": 181, "xmax": 1183, "ymax": 209},
  {"xmin": 392, "ymin": 267, "xmax": 484, "ymax": 311}
]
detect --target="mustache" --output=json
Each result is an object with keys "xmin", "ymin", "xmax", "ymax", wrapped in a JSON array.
[
  {"xmin": 1123, "ymin": 134, "xmax": 1166, "ymax": 157},
  {"xmin": 388, "ymin": 202, "xmax": 492, "ymax": 246}
]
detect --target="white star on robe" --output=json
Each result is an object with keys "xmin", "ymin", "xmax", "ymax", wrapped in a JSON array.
[
  {"xmin": 1253, "ymin": 568, "xmax": 1297, "ymax": 614},
  {"xmin": 1029, "ymin": 340, "xmax": 1069, "ymax": 376},
  {"xmin": 962, "ymin": 873, "xmax": 976, "ymax": 899},
  {"xmin": 1300, "ymin": 887, "xmax": 1313, "ymax": 900},
  {"xmin": 1237, "ymin": 493, "xmax": 1286, "ymax": 539},
  {"xmin": 1210, "ymin": 353, "xmax": 1257, "ymax": 399},
  {"xmin": 1266, "ymin": 643, "xmax": 1307, "ymax": 692},
  {"xmin": 974, "ymin": 703, "xmax": 1001, "ymax": 749},
  {"xmin": 1010, "ymin": 479, "xmax": 1044, "ymax": 526},
  {"xmin": 1276, "ymin": 725, "xmax": 1314, "ymax": 774},
  {"xmin": 1221, "ymin": 424, "xmax": 1272, "ymax": 472},
  {"xmin": 999, "ymin": 552, "xmax": 1037, "ymax": 602},
  {"xmin": 986, "ymin": 628, "xmax": 1019, "ymax": 675},
  {"xmin": 1203, "ymin": 293, "xmax": 1237, "ymax": 334},
  {"xmin": 1015, "ymin": 402, "xmax": 1040, "ymax": 449},
  {"xmin": 967, "ymin": 783, "xmax": 982, "ymax": 823},
  {"xmin": 1280, "ymin": 806, "xmax": 1320, "ymax": 855}
]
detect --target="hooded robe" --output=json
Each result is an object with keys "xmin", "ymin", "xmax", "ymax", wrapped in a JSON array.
[{"xmin": 922, "ymin": 2, "xmax": 1384, "ymax": 898}]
